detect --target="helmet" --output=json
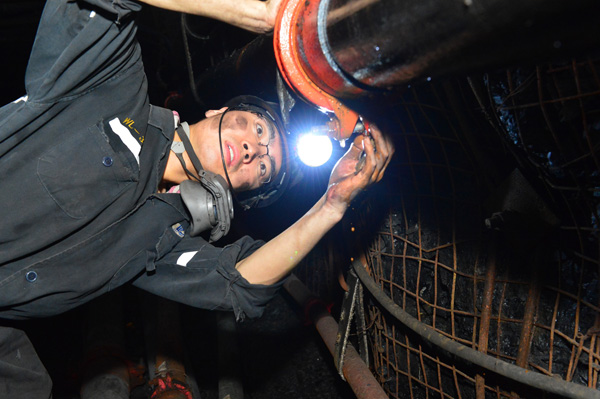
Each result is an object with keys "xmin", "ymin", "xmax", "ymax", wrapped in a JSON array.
[{"xmin": 219, "ymin": 95, "xmax": 294, "ymax": 210}]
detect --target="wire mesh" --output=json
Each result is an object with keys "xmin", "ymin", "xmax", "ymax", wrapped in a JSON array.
[{"xmin": 351, "ymin": 56, "xmax": 600, "ymax": 398}]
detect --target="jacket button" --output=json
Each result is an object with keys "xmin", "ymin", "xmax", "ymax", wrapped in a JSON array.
[
  {"xmin": 25, "ymin": 271, "xmax": 38, "ymax": 283},
  {"xmin": 102, "ymin": 156, "xmax": 113, "ymax": 167}
]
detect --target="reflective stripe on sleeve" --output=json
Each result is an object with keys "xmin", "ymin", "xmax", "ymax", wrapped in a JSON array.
[{"xmin": 176, "ymin": 251, "xmax": 198, "ymax": 267}]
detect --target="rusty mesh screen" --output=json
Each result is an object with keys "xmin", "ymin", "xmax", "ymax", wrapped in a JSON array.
[{"xmin": 351, "ymin": 57, "xmax": 600, "ymax": 398}]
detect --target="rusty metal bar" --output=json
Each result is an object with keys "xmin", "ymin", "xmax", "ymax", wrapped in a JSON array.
[
  {"xmin": 515, "ymin": 265, "xmax": 541, "ymax": 369},
  {"xmin": 334, "ymin": 268, "xmax": 369, "ymax": 379},
  {"xmin": 475, "ymin": 239, "xmax": 497, "ymax": 399},
  {"xmin": 283, "ymin": 274, "xmax": 388, "ymax": 399}
]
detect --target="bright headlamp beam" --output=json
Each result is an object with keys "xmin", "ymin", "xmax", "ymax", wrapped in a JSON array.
[{"xmin": 297, "ymin": 133, "xmax": 333, "ymax": 167}]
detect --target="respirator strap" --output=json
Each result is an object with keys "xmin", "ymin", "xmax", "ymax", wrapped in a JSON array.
[
  {"xmin": 171, "ymin": 122, "xmax": 234, "ymax": 242},
  {"xmin": 172, "ymin": 122, "xmax": 204, "ymax": 181}
]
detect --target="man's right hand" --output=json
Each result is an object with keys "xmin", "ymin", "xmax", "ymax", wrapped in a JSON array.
[{"xmin": 263, "ymin": 0, "xmax": 284, "ymax": 33}]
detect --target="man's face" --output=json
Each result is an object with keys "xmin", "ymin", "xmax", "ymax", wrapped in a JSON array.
[{"xmin": 192, "ymin": 109, "xmax": 283, "ymax": 192}]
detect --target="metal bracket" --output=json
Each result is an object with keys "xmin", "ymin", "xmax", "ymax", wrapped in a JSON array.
[{"xmin": 334, "ymin": 269, "xmax": 369, "ymax": 380}]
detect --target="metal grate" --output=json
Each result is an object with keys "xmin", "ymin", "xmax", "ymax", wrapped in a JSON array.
[{"xmin": 353, "ymin": 57, "xmax": 600, "ymax": 398}]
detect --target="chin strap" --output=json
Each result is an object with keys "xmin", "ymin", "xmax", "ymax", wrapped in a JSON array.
[{"xmin": 218, "ymin": 110, "xmax": 235, "ymax": 193}]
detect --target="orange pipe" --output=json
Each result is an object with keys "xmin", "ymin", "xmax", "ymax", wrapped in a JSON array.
[{"xmin": 274, "ymin": 0, "xmax": 360, "ymax": 141}]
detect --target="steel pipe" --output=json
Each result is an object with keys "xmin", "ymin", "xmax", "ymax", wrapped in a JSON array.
[
  {"xmin": 283, "ymin": 274, "xmax": 388, "ymax": 399},
  {"xmin": 325, "ymin": 0, "xmax": 600, "ymax": 90},
  {"xmin": 274, "ymin": 0, "xmax": 600, "ymax": 139}
]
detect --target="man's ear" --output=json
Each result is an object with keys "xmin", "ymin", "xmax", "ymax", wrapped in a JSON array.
[{"xmin": 205, "ymin": 107, "xmax": 228, "ymax": 118}]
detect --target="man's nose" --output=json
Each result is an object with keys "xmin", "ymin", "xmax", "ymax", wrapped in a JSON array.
[{"xmin": 241, "ymin": 141, "xmax": 266, "ymax": 163}]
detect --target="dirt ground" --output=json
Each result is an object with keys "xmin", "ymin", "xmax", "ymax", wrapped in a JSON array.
[{"xmin": 18, "ymin": 289, "xmax": 356, "ymax": 399}]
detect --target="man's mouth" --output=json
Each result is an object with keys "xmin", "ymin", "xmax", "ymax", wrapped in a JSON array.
[{"xmin": 228, "ymin": 145, "xmax": 234, "ymax": 165}]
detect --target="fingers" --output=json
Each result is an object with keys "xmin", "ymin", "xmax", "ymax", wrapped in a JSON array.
[
  {"xmin": 370, "ymin": 124, "xmax": 394, "ymax": 182},
  {"xmin": 357, "ymin": 123, "xmax": 394, "ymax": 184},
  {"xmin": 348, "ymin": 134, "xmax": 366, "ymax": 160},
  {"xmin": 265, "ymin": 0, "xmax": 284, "ymax": 30},
  {"xmin": 328, "ymin": 121, "xmax": 394, "ymax": 201},
  {"xmin": 363, "ymin": 135, "xmax": 378, "ymax": 182}
]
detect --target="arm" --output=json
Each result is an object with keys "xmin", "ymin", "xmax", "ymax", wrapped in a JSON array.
[
  {"xmin": 236, "ymin": 125, "xmax": 394, "ymax": 285},
  {"xmin": 23, "ymin": 0, "xmax": 142, "ymax": 102},
  {"xmin": 132, "ymin": 235, "xmax": 282, "ymax": 320},
  {"xmin": 137, "ymin": 0, "xmax": 283, "ymax": 33}
]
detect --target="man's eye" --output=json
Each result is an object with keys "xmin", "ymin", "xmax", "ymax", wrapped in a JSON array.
[
  {"xmin": 256, "ymin": 123, "xmax": 264, "ymax": 138},
  {"xmin": 259, "ymin": 161, "xmax": 268, "ymax": 177}
]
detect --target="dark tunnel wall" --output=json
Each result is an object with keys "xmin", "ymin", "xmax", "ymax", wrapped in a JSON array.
[{"xmin": 316, "ymin": 58, "xmax": 600, "ymax": 398}]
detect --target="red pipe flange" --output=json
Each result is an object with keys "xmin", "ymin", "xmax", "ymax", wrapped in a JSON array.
[{"xmin": 274, "ymin": 0, "xmax": 360, "ymax": 141}]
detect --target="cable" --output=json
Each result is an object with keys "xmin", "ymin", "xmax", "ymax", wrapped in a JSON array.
[
  {"xmin": 180, "ymin": 13, "xmax": 204, "ymax": 106},
  {"xmin": 181, "ymin": 14, "xmax": 210, "ymax": 41}
]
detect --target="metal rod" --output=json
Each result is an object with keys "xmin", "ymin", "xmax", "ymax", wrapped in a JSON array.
[
  {"xmin": 283, "ymin": 274, "xmax": 388, "ymax": 399},
  {"xmin": 475, "ymin": 239, "xmax": 497, "ymax": 399},
  {"xmin": 515, "ymin": 262, "xmax": 541, "ymax": 368}
]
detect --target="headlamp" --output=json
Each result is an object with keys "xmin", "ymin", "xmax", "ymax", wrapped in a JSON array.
[{"xmin": 297, "ymin": 132, "xmax": 333, "ymax": 167}]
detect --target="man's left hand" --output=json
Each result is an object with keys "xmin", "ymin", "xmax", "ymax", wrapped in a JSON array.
[{"xmin": 325, "ymin": 123, "xmax": 394, "ymax": 216}]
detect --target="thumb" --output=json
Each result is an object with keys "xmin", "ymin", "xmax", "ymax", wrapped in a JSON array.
[
  {"xmin": 344, "ymin": 135, "xmax": 365, "ymax": 159},
  {"xmin": 353, "ymin": 134, "xmax": 365, "ymax": 149}
]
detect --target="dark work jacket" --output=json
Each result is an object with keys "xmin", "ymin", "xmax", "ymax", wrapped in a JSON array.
[{"xmin": 0, "ymin": 0, "xmax": 281, "ymax": 321}]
